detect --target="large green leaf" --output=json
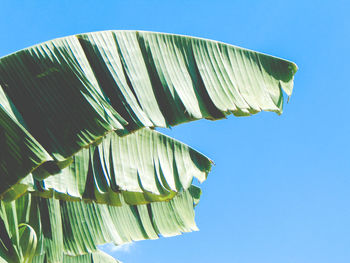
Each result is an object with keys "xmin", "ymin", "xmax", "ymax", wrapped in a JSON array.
[
  {"xmin": 7, "ymin": 128, "xmax": 211, "ymax": 205},
  {"xmin": 0, "ymin": 187, "xmax": 199, "ymax": 262},
  {"xmin": 0, "ymin": 30, "xmax": 297, "ymax": 196}
]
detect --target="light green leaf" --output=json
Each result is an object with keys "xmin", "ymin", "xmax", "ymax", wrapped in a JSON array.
[
  {"xmin": 0, "ymin": 196, "xmax": 37, "ymax": 263},
  {"xmin": 18, "ymin": 128, "xmax": 212, "ymax": 205},
  {"xmin": 0, "ymin": 187, "xmax": 199, "ymax": 262},
  {"xmin": 0, "ymin": 30, "xmax": 297, "ymax": 197},
  {"xmin": 18, "ymin": 224, "xmax": 37, "ymax": 263}
]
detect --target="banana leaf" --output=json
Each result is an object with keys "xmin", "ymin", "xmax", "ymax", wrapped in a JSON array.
[
  {"xmin": 0, "ymin": 186, "xmax": 200, "ymax": 262},
  {"xmin": 0, "ymin": 30, "xmax": 297, "ymax": 197},
  {"xmin": 4, "ymin": 128, "xmax": 211, "ymax": 205}
]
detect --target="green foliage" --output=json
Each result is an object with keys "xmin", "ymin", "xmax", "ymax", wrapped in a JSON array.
[{"xmin": 0, "ymin": 30, "xmax": 297, "ymax": 262}]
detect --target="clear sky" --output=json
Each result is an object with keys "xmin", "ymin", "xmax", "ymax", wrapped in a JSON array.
[{"xmin": 1, "ymin": 1, "xmax": 349, "ymax": 262}]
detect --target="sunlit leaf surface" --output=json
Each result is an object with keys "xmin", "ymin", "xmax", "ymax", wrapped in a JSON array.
[{"xmin": 0, "ymin": 30, "xmax": 297, "ymax": 196}]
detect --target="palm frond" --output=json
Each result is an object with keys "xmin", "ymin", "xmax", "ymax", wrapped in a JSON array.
[
  {"xmin": 6, "ymin": 128, "xmax": 211, "ymax": 205},
  {"xmin": 0, "ymin": 30, "xmax": 297, "ymax": 196},
  {"xmin": 0, "ymin": 186, "xmax": 200, "ymax": 262}
]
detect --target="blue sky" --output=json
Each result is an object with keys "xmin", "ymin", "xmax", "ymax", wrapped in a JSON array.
[{"xmin": 1, "ymin": 1, "xmax": 350, "ymax": 262}]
